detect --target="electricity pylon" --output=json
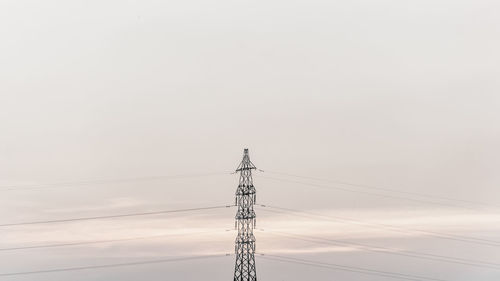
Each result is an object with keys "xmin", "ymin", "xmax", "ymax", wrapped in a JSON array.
[{"xmin": 233, "ymin": 149, "xmax": 257, "ymax": 281}]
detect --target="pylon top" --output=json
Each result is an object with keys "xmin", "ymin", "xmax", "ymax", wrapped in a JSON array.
[{"xmin": 236, "ymin": 149, "xmax": 257, "ymax": 172}]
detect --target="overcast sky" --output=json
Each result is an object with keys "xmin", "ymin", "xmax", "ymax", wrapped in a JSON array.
[{"xmin": 1, "ymin": 0, "xmax": 500, "ymax": 280}]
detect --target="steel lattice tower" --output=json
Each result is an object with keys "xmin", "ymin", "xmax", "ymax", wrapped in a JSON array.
[{"xmin": 233, "ymin": 148, "xmax": 257, "ymax": 281}]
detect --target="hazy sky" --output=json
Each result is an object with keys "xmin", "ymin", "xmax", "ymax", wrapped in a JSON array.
[{"xmin": 1, "ymin": 0, "xmax": 500, "ymax": 280}]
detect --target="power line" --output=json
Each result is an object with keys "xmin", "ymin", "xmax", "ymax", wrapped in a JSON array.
[
  {"xmin": 261, "ymin": 230, "xmax": 500, "ymax": 270},
  {"xmin": 0, "ymin": 229, "xmax": 234, "ymax": 252},
  {"xmin": 258, "ymin": 205, "xmax": 500, "ymax": 247},
  {"xmin": 0, "ymin": 172, "xmax": 229, "ymax": 192},
  {"xmin": 260, "ymin": 204, "xmax": 500, "ymax": 246},
  {"xmin": 259, "ymin": 254, "xmax": 450, "ymax": 281},
  {"xmin": 0, "ymin": 205, "xmax": 234, "ymax": 227},
  {"xmin": 264, "ymin": 171, "xmax": 499, "ymax": 209},
  {"xmin": 260, "ymin": 176, "xmax": 485, "ymax": 211},
  {"xmin": 0, "ymin": 254, "xmax": 231, "ymax": 277}
]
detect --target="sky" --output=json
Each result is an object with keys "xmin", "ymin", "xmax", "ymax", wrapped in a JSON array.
[{"xmin": 0, "ymin": 0, "xmax": 500, "ymax": 280}]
